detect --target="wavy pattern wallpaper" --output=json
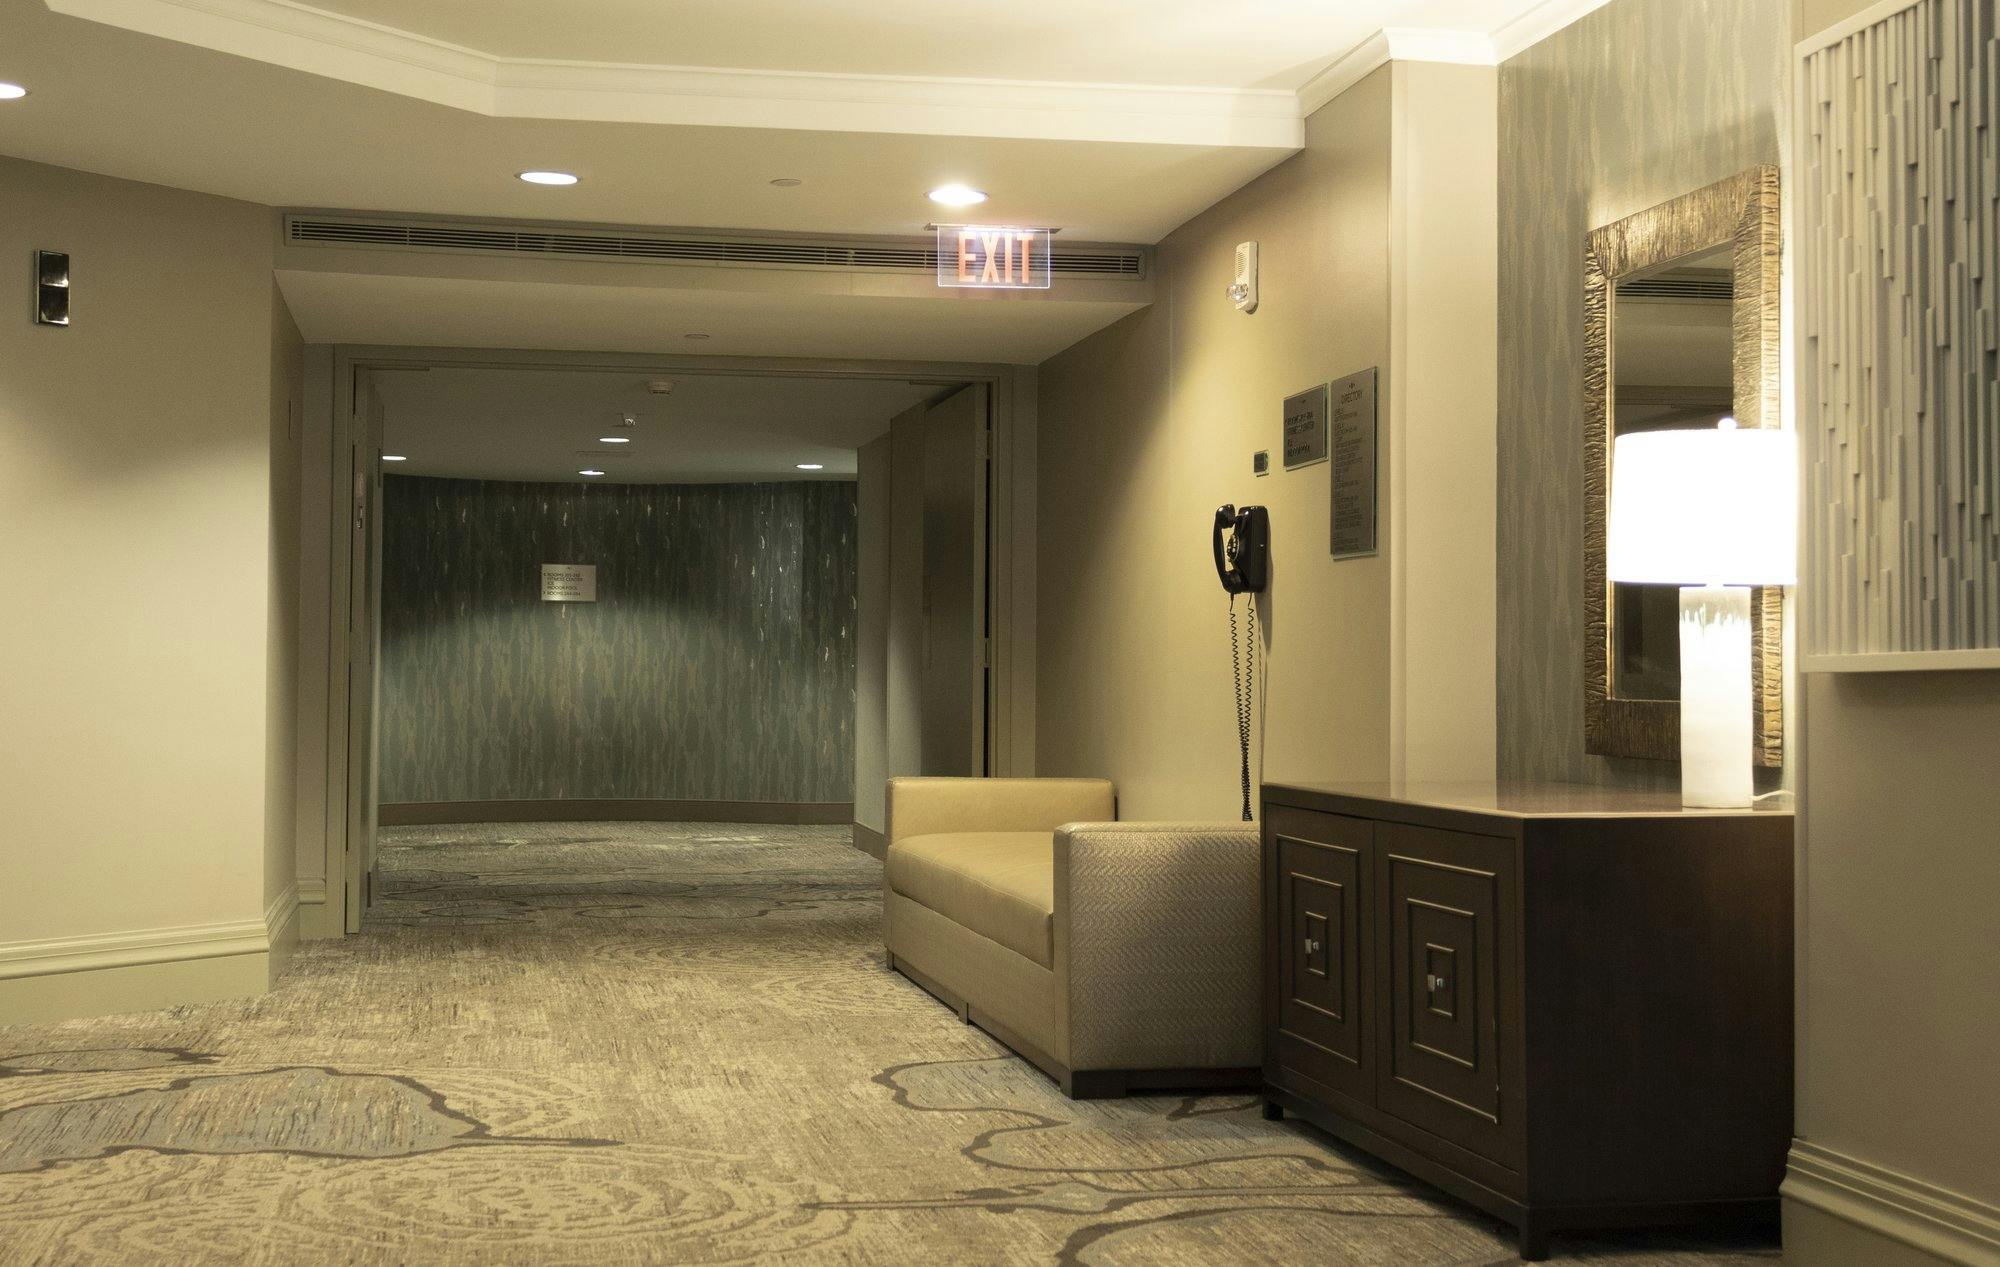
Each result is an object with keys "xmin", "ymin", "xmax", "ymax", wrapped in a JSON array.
[
  {"xmin": 1495, "ymin": 0, "xmax": 1788, "ymax": 786},
  {"xmin": 379, "ymin": 476, "xmax": 856, "ymax": 806}
]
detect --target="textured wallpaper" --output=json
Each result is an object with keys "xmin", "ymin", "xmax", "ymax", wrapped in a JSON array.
[
  {"xmin": 1495, "ymin": 0, "xmax": 1788, "ymax": 785},
  {"xmin": 379, "ymin": 476, "xmax": 856, "ymax": 805}
]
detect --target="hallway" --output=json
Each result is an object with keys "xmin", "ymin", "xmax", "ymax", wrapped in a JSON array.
[{"xmin": 0, "ymin": 826, "xmax": 1775, "ymax": 1265}]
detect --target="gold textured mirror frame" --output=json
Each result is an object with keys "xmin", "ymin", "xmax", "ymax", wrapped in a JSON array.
[{"xmin": 1583, "ymin": 166, "xmax": 1784, "ymax": 767}]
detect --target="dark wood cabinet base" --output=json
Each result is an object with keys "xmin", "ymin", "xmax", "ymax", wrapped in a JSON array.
[
  {"xmin": 1261, "ymin": 782, "xmax": 1793, "ymax": 1264},
  {"xmin": 1262, "ymin": 1084, "xmax": 1777, "ymax": 1260}
]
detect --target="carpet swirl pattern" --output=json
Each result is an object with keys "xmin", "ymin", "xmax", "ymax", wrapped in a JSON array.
[{"xmin": 0, "ymin": 823, "xmax": 1780, "ymax": 1264}]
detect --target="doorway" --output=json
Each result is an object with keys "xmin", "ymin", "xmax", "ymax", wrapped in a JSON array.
[{"xmin": 302, "ymin": 349, "xmax": 1034, "ymax": 936}]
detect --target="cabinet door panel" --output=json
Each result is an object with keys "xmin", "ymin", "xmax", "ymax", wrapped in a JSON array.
[
  {"xmin": 1375, "ymin": 822, "xmax": 1521, "ymax": 1168},
  {"xmin": 1263, "ymin": 807, "xmax": 1371, "ymax": 1107}
]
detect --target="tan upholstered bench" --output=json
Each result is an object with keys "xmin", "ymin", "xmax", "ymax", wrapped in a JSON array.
[{"xmin": 882, "ymin": 776, "xmax": 1261, "ymax": 1099}]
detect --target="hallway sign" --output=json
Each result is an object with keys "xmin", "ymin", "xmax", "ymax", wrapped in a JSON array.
[
  {"xmin": 937, "ymin": 226, "xmax": 1051, "ymax": 289},
  {"xmin": 541, "ymin": 563, "xmax": 597, "ymax": 602}
]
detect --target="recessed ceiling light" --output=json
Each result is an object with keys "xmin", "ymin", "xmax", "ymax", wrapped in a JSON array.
[
  {"xmin": 0, "ymin": 83, "xmax": 27, "ymax": 101},
  {"xmin": 382, "ymin": 454, "xmax": 407, "ymax": 462},
  {"xmin": 797, "ymin": 463, "xmax": 825, "ymax": 471},
  {"xmin": 598, "ymin": 436, "xmax": 631, "ymax": 444},
  {"xmin": 769, "ymin": 177, "xmax": 802, "ymax": 187},
  {"xmin": 519, "ymin": 170, "xmax": 579, "ymax": 186},
  {"xmin": 928, "ymin": 183, "xmax": 988, "ymax": 207},
  {"xmin": 579, "ymin": 468, "xmax": 605, "ymax": 477}
]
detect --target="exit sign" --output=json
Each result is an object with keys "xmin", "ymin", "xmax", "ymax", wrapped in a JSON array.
[{"xmin": 937, "ymin": 225, "xmax": 1051, "ymax": 290}]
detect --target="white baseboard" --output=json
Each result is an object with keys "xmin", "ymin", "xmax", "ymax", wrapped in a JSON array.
[
  {"xmin": 264, "ymin": 883, "xmax": 300, "ymax": 983},
  {"xmin": 1783, "ymin": 1140, "xmax": 2000, "ymax": 1266},
  {"xmin": 296, "ymin": 876, "xmax": 343, "ymax": 940},
  {"xmin": 0, "ymin": 915, "xmax": 274, "ymax": 1027}
]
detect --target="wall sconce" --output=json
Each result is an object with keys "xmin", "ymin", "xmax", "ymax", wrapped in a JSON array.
[{"xmin": 1608, "ymin": 420, "xmax": 1797, "ymax": 807}]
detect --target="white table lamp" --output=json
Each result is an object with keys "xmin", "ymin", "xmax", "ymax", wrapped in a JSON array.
[{"xmin": 1607, "ymin": 421, "xmax": 1797, "ymax": 808}]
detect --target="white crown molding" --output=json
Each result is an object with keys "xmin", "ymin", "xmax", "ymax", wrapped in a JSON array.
[
  {"xmin": 43, "ymin": 0, "xmax": 1303, "ymax": 148},
  {"xmin": 46, "ymin": 0, "xmax": 1634, "ymax": 149},
  {"xmin": 1295, "ymin": 27, "xmax": 1497, "ymax": 117},
  {"xmin": 1785, "ymin": 1139, "xmax": 2000, "ymax": 1264},
  {"xmin": 1296, "ymin": 30, "xmax": 1393, "ymax": 117},
  {"xmin": 1489, "ymin": 0, "xmax": 1618, "ymax": 62},
  {"xmin": 0, "ymin": 916, "xmax": 271, "ymax": 980}
]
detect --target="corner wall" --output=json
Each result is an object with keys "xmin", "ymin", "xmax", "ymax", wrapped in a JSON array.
[
  {"xmin": 1782, "ymin": 1, "xmax": 2000, "ymax": 1262},
  {"xmin": 266, "ymin": 284, "xmax": 304, "ymax": 976},
  {"xmin": 0, "ymin": 156, "xmax": 282, "ymax": 1023},
  {"xmin": 1035, "ymin": 63, "xmax": 1498, "ymax": 818}
]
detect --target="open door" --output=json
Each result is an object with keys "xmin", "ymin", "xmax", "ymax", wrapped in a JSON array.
[{"xmin": 342, "ymin": 372, "xmax": 385, "ymax": 932}]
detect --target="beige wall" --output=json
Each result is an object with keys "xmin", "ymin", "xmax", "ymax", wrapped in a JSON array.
[
  {"xmin": 0, "ymin": 156, "xmax": 283, "ymax": 1020},
  {"xmin": 1387, "ymin": 62, "xmax": 1499, "ymax": 783},
  {"xmin": 1036, "ymin": 63, "xmax": 1497, "ymax": 818}
]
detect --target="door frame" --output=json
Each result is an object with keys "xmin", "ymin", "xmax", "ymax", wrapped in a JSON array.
[{"xmin": 298, "ymin": 344, "xmax": 1038, "ymax": 937}]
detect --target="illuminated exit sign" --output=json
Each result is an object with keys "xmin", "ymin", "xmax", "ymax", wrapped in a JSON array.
[{"xmin": 937, "ymin": 225, "xmax": 1052, "ymax": 290}]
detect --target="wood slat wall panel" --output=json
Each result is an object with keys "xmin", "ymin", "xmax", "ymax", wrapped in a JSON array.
[{"xmin": 1801, "ymin": 0, "xmax": 2000, "ymax": 658}]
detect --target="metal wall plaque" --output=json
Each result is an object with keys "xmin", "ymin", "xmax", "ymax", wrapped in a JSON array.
[
  {"xmin": 34, "ymin": 250, "xmax": 70, "ymax": 327},
  {"xmin": 541, "ymin": 563, "xmax": 597, "ymax": 602},
  {"xmin": 1282, "ymin": 382, "xmax": 1329, "ymax": 470},
  {"xmin": 1329, "ymin": 368, "xmax": 1379, "ymax": 559}
]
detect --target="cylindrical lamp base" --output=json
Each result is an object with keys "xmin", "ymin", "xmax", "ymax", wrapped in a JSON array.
[{"xmin": 1678, "ymin": 584, "xmax": 1753, "ymax": 809}]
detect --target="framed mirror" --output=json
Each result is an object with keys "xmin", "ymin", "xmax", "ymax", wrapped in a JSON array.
[{"xmin": 1583, "ymin": 166, "xmax": 1783, "ymax": 766}]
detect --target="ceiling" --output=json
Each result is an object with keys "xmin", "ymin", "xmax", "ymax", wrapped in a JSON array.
[
  {"xmin": 375, "ymin": 367, "xmax": 941, "ymax": 483},
  {"xmin": 163, "ymin": 0, "xmax": 1541, "ymax": 86},
  {"xmin": 2, "ymin": 0, "xmax": 1599, "ymax": 242}
]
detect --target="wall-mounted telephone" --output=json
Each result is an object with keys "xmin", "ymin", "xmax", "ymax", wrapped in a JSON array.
[
  {"xmin": 1213, "ymin": 504, "xmax": 1269, "ymax": 595},
  {"xmin": 1214, "ymin": 504, "xmax": 1269, "ymax": 822}
]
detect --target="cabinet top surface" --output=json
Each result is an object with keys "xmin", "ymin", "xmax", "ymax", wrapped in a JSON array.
[{"xmin": 1264, "ymin": 780, "xmax": 1794, "ymax": 820}]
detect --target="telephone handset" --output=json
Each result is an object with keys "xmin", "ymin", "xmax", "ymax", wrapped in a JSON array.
[
  {"xmin": 1212, "ymin": 504, "xmax": 1270, "ymax": 595},
  {"xmin": 1214, "ymin": 504, "xmax": 1269, "ymax": 822}
]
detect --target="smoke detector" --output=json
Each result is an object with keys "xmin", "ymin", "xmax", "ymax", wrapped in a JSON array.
[{"xmin": 645, "ymin": 379, "xmax": 674, "ymax": 396}]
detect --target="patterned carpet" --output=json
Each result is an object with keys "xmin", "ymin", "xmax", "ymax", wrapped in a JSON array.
[{"xmin": 0, "ymin": 823, "xmax": 1782, "ymax": 1264}]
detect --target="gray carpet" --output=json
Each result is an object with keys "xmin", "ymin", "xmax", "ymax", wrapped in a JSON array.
[{"xmin": 0, "ymin": 823, "xmax": 1782, "ymax": 1264}]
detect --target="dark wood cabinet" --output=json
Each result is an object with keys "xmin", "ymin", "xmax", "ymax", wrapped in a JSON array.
[{"xmin": 1260, "ymin": 782, "xmax": 1793, "ymax": 1261}]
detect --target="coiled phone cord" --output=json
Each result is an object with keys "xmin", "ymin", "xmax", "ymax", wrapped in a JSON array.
[{"xmin": 1229, "ymin": 594, "xmax": 1257, "ymax": 823}]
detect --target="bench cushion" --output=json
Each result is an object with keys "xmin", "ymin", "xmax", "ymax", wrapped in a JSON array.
[{"xmin": 886, "ymin": 832, "xmax": 1055, "ymax": 969}]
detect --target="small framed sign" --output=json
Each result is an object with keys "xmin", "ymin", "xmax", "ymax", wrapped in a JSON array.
[
  {"xmin": 1282, "ymin": 383, "xmax": 1330, "ymax": 470},
  {"xmin": 1329, "ymin": 368, "xmax": 1379, "ymax": 559},
  {"xmin": 541, "ymin": 563, "xmax": 597, "ymax": 602}
]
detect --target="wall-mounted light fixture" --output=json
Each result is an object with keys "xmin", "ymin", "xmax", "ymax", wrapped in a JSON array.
[{"xmin": 34, "ymin": 250, "xmax": 69, "ymax": 327}]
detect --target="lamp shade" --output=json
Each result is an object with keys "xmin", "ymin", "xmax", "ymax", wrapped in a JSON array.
[{"xmin": 1607, "ymin": 424, "xmax": 1798, "ymax": 586}]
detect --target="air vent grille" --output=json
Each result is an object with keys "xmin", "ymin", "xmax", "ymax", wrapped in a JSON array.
[
  {"xmin": 1619, "ymin": 276, "xmax": 1733, "ymax": 301},
  {"xmin": 285, "ymin": 216, "xmax": 1146, "ymax": 278}
]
